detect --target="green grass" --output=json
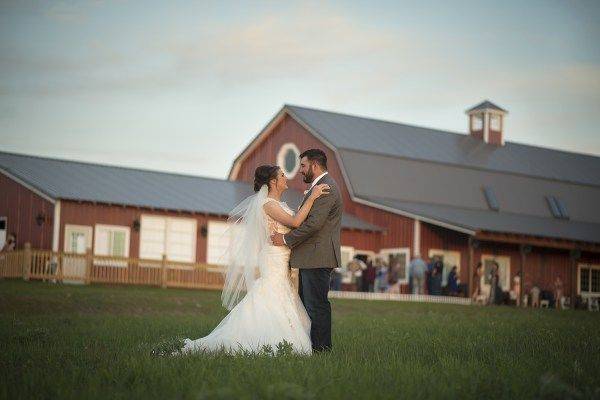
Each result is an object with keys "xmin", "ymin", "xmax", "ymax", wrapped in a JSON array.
[{"xmin": 1, "ymin": 280, "xmax": 599, "ymax": 400}]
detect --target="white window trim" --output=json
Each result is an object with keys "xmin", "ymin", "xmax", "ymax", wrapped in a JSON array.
[
  {"xmin": 577, "ymin": 263, "xmax": 600, "ymax": 296},
  {"xmin": 94, "ymin": 224, "xmax": 131, "ymax": 257},
  {"xmin": 277, "ymin": 142, "xmax": 301, "ymax": 179},
  {"xmin": 380, "ymin": 247, "xmax": 410, "ymax": 284},
  {"xmin": 63, "ymin": 224, "xmax": 93, "ymax": 253},
  {"xmin": 480, "ymin": 254, "xmax": 511, "ymax": 290}
]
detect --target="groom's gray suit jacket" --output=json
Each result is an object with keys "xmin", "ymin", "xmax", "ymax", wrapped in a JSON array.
[{"xmin": 284, "ymin": 173, "xmax": 342, "ymax": 270}]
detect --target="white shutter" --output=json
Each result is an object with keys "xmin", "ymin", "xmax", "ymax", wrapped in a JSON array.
[
  {"xmin": 166, "ymin": 218, "xmax": 196, "ymax": 262},
  {"xmin": 140, "ymin": 216, "xmax": 166, "ymax": 260},
  {"xmin": 207, "ymin": 221, "xmax": 231, "ymax": 265}
]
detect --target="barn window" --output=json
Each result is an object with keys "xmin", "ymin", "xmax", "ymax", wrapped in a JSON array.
[
  {"xmin": 578, "ymin": 264, "xmax": 600, "ymax": 295},
  {"xmin": 277, "ymin": 143, "xmax": 300, "ymax": 178},
  {"xmin": 546, "ymin": 196, "xmax": 568, "ymax": 219},
  {"xmin": 94, "ymin": 224, "xmax": 129, "ymax": 257},
  {"xmin": 139, "ymin": 215, "xmax": 197, "ymax": 263},
  {"xmin": 482, "ymin": 187, "xmax": 499, "ymax": 211},
  {"xmin": 206, "ymin": 221, "xmax": 231, "ymax": 265}
]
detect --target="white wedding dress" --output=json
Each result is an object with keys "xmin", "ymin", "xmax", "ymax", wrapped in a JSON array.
[{"xmin": 178, "ymin": 198, "xmax": 312, "ymax": 355}]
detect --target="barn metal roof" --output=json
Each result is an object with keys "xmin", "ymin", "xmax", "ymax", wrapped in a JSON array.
[
  {"xmin": 285, "ymin": 104, "xmax": 600, "ymax": 187},
  {"xmin": 0, "ymin": 150, "xmax": 382, "ymax": 232},
  {"xmin": 283, "ymin": 104, "xmax": 600, "ymax": 244},
  {"xmin": 465, "ymin": 100, "xmax": 508, "ymax": 113},
  {"xmin": 366, "ymin": 196, "xmax": 600, "ymax": 244}
]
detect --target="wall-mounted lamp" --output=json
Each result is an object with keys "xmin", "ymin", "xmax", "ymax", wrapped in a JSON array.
[
  {"xmin": 36, "ymin": 212, "xmax": 47, "ymax": 226},
  {"xmin": 132, "ymin": 219, "xmax": 141, "ymax": 232},
  {"xmin": 200, "ymin": 224, "xmax": 208, "ymax": 237}
]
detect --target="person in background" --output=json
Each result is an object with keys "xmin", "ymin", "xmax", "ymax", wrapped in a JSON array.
[
  {"xmin": 554, "ymin": 276, "xmax": 564, "ymax": 310},
  {"xmin": 471, "ymin": 262, "xmax": 484, "ymax": 303},
  {"xmin": 409, "ymin": 254, "xmax": 427, "ymax": 295},
  {"xmin": 330, "ymin": 266, "xmax": 343, "ymax": 291},
  {"xmin": 363, "ymin": 258, "xmax": 376, "ymax": 293},
  {"xmin": 447, "ymin": 266, "xmax": 459, "ymax": 296},
  {"xmin": 510, "ymin": 275, "xmax": 521, "ymax": 306},
  {"xmin": 375, "ymin": 258, "xmax": 389, "ymax": 293},
  {"xmin": 429, "ymin": 264, "xmax": 443, "ymax": 295},
  {"xmin": 488, "ymin": 262, "xmax": 502, "ymax": 305},
  {"xmin": 530, "ymin": 285, "xmax": 541, "ymax": 308},
  {"xmin": 386, "ymin": 259, "xmax": 400, "ymax": 294}
]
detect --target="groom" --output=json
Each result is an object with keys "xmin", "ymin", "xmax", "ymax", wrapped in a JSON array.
[{"xmin": 271, "ymin": 148, "xmax": 342, "ymax": 352}]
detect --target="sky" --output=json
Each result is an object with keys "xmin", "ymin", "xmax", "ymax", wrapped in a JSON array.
[{"xmin": 1, "ymin": 0, "xmax": 599, "ymax": 179}]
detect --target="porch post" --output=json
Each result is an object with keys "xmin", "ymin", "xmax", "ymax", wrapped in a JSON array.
[{"xmin": 569, "ymin": 249, "xmax": 581, "ymax": 307}]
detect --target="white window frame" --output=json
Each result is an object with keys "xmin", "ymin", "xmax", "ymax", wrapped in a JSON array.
[
  {"xmin": 577, "ymin": 263, "xmax": 600, "ymax": 296},
  {"xmin": 480, "ymin": 254, "xmax": 510, "ymax": 290},
  {"xmin": 206, "ymin": 220, "xmax": 232, "ymax": 266},
  {"xmin": 139, "ymin": 215, "xmax": 197, "ymax": 264},
  {"xmin": 471, "ymin": 114, "xmax": 483, "ymax": 131},
  {"xmin": 277, "ymin": 142, "xmax": 301, "ymax": 179},
  {"xmin": 94, "ymin": 224, "xmax": 130, "ymax": 257},
  {"xmin": 380, "ymin": 247, "xmax": 410, "ymax": 284},
  {"xmin": 490, "ymin": 114, "xmax": 501, "ymax": 131},
  {"xmin": 64, "ymin": 224, "xmax": 93, "ymax": 253},
  {"xmin": 428, "ymin": 249, "xmax": 462, "ymax": 287}
]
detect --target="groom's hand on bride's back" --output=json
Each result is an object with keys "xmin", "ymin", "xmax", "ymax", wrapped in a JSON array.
[{"xmin": 271, "ymin": 233, "xmax": 286, "ymax": 246}]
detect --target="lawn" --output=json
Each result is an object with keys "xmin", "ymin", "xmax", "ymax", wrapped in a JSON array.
[{"xmin": 1, "ymin": 280, "xmax": 599, "ymax": 400}]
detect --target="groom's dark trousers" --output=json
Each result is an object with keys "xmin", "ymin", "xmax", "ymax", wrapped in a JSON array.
[{"xmin": 298, "ymin": 267, "xmax": 333, "ymax": 352}]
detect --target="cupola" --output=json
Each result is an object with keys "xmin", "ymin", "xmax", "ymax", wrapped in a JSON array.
[{"xmin": 465, "ymin": 100, "xmax": 508, "ymax": 145}]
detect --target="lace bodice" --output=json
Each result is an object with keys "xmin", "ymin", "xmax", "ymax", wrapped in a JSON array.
[{"xmin": 263, "ymin": 198, "xmax": 294, "ymax": 236}]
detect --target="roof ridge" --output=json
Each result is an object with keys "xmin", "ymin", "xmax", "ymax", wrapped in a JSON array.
[
  {"xmin": 285, "ymin": 103, "xmax": 467, "ymax": 138},
  {"xmin": 285, "ymin": 104, "xmax": 600, "ymax": 161},
  {"xmin": 0, "ymin": 149, "xmax": 245, "ymax": 185}
]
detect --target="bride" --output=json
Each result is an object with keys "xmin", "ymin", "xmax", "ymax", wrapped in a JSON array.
[{"xmin": 176, "ymin": 164, "xmax": 329, "ymax": 355}]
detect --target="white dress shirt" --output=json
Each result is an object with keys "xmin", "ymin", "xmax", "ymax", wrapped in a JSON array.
[{"xmin": 283, "ymin": 171, "xmax": 328, "ymax": 245}]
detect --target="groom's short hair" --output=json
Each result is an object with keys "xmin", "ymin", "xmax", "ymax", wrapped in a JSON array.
[{"xmin": 300, "ymin": 149, "xmax": 327, "ymax": 170}]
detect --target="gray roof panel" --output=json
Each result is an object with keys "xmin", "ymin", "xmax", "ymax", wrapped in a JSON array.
[
  {"xmin": 367, "ymin": 196, "xmax": 600, "ymax": 244},
  {"xmin": 286, "ymin": 104, "xmax": 600, "ymax": 187},
  {"xmin": 0, "ymin": 151, "xmax": 381, "ymax": 232}
]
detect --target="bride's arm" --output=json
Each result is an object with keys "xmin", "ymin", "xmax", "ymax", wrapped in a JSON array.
[{"xmin": 263, "ymin": 184, "xmax": 330, "ymax": 228}]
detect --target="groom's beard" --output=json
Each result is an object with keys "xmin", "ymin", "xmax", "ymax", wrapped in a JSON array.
[{"xmin": 302, "ymin": 170, "xmax": 314, "ymax": 184}]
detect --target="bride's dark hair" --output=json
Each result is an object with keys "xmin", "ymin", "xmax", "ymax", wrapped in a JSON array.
[{"xmin": 253, "ymin": 165, "xmax": 280, "ymax": 192}]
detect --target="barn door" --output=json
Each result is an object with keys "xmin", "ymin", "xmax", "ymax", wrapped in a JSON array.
[{"xmin": 63, "ymin": 225, "xmax": 93, "ymax": 283}]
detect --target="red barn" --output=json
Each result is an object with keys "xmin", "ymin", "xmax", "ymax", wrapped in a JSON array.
[
  {"xmin": 0, "ymin": 148, "xmax": 379, "ymax": 282},
  {"xmin": 1, "ymin": 100, "xmax": 599, "ymax": 304},
  {"xmin": 229, "ymin": 101, "xmax": 600, "ymax": 303}
]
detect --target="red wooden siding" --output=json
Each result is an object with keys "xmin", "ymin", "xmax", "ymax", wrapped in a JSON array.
[
  {"xmin": 234, "ymin": 113, "xmax": 413, "ymax": 252},
  {"xmin": 0, "ymin": 172, "xmax": 54, "ymax": 250},
  {"xmin": 59, "ymin": 200, "xmax": 226, "ymax": 263}
]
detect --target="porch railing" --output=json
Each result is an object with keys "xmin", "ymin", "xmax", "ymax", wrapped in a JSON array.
[{"xmin": 0, "ymin": 243, "xmax": 224, "ymax": 290}]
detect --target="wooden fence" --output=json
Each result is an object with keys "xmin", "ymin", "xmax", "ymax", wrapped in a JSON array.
[{"xmin": 0, "ymin": 243, "xmax": 225, "ymax": 290}]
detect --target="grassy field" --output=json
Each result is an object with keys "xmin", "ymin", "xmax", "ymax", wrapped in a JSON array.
[{"xmin": 1, "ymin": 280, "xmax": 599, "ymax": 400}]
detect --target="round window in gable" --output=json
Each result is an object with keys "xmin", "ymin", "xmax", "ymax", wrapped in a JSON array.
[{"xmin": 277, "ymin": 143, "xmax": 300, "ymax": 178}]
